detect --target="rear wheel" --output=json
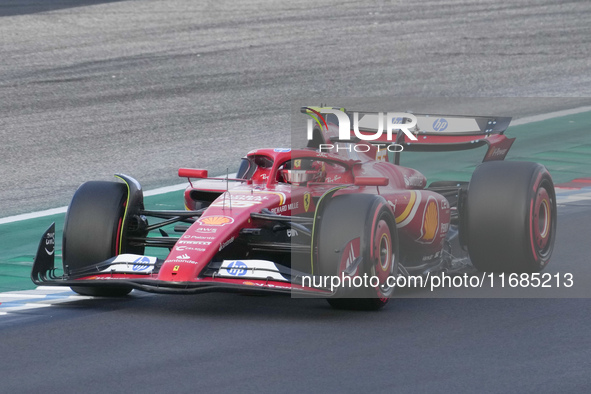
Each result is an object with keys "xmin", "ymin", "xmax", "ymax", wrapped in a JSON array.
[
  {"xmin": 63, "ymin": 181, "xmax": 139, "ymax": 296},
  {"xmin": 465, "ymin": 161, "xmax": 556, "ymax": 273},
  {"xmin": 316, "ymin": 194, "xmax": 398, "ymax": 310}
]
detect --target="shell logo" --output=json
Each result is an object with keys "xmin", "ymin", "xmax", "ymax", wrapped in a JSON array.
[
  {"xmin": 197, "ymin": 216, "xmax": 234, "ymax": 226},
  {"xmin": 421, "ymin": 199, "xmax": 439, "ymax": 243}
]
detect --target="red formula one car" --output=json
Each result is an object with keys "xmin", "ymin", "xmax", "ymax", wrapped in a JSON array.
[{"xmin": 32, "ymin": 107, "xmax": 557, "ymax": 310}]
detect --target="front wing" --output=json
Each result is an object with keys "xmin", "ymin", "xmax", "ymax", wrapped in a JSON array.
[{"xmin": 31, "ymin": 223, "xmax": 331, "ymax": 297}]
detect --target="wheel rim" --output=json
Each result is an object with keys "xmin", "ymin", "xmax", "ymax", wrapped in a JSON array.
[
  {"xmin": 372, "ymin": 216, "xmax": 396, "ymax": 296},
  {"xmin": 531, "ymin": 185, "xmax": 553, "ymax": 259},
  {"xmin": 378, "ymin": 233, "xmax": 390, "ymax": 271}
]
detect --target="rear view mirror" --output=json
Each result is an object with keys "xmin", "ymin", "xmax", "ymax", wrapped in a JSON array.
[{"xmin": 178, "ymin": 168, "xmax": 208, "ymax": 179}]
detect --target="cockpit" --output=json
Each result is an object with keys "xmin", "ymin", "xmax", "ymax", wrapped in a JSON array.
[{"xmin": 237, "ymin": 154, "xmax": 352, "ymax": 186}]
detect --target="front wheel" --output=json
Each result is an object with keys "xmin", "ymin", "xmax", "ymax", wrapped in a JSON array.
[
  {"xmin": 63, "ymin": 181, "xmax": 140, "ymax": 296},
  {"xmin": 315, "ymin": 194, "xmax": 399, "ymax": 310}
]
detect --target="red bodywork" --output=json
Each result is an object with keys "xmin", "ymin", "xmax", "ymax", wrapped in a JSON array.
[
  {"xmin": 160, "ymin": 146, "xmax": 451, "ymax": 282},
  {"xmin": 33, "ymin": 109, "xmax": 515, "ymax": 295}
]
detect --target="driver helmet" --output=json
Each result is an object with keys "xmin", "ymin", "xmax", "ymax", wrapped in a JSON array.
[{"xmin": 281, "ymin": 159, "xmax": 326, "ymax": 185}]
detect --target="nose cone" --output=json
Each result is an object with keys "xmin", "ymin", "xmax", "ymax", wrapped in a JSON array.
[{"xmin": 158, "ymin": 187, "xmax": 290, "ymax": 282}]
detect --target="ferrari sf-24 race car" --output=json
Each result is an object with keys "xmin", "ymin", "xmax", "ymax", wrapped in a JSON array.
[{"xmin": 32, "ymin": 107, "xmax": 557, "ymax": 310}]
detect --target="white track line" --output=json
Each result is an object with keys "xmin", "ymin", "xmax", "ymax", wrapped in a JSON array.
[
  {"xmin": 0, "ymin": 287, "xmax": 85, "ymax": 315},
  {"xmin": 555, "ymin": 188, "xmax": 591, "ymax": 204},
  {"xmin": 0, "ymin": 207, "xmax": 68, "ymax": 225},
  {"xmin": 1, "ymin": 105, "xmax": 590, "ymax": 226},
  {"xmin": 143, "ymin": 182, "xmax": 190, "ymax": 196},
  {"xmin": 510, "ymin": 106, "xmax": 591, "ymax": 126},
  {"xmin": 0, "ymin": 183, "xmax": 189, "ymax": 225}
]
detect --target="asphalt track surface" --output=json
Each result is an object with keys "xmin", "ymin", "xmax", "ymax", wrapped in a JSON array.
[
  {"xmin": 1, "ymin": 200, "xmax": 591, "ymax": 394},
  {"xmin": 2, "ymin": 0, "xmax": 591, "ymax": 216},
  {"xmin": 1, "ymin": 0, "xmax": 591, "ymax": 393}
]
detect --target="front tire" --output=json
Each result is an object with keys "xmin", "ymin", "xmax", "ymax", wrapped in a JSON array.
[
  {"xmin": 63, "ymin": 181, "xmax": 137, "ymax": 296},
  {"xmin": 316, "ymin": 194, "xmax": 399, "ymax": 310},
  {"xmin": 465, "ymin": 161, "xmax": 556, "ymax": 273}
]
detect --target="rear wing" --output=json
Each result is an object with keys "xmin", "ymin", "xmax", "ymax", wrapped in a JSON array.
[
  {"xmin": 355, "ymin": 112, "xmax": 511, "ymax": 137},
  {"xmin": 361, "ymin": 113, "xmax": 515, "ymax": 163},
  {"xmin": 302, "ymin": 107, "xmax": 515, "ymax": 163}
]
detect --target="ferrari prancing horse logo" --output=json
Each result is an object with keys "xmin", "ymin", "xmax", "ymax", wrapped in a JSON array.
[{"xmin": 304, "ymin": 192, "xmax": 311, "ymax": 212}]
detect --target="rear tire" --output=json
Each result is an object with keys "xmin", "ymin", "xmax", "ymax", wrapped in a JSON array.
[
  {"xmin": 465, "ymin": 161, "xmax": 556, "ymax": 273},
  {"xmin": 64, "ymin": 181, "xmax": 136, "ymax": 296},
  {"xmin": 316, "ymin": 194, "xmax": 398, "ymax": 310}
]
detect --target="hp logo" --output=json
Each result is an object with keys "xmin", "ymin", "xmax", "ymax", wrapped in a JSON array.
[
  {"xmin": 227, "ymin": 261, "xmax": 248, "ymax": 276},
  {"xmin": 432, "ymin": 118, "xmax": 448, "ymax": 132},
  {"xmin": 132, "ymin": 256, "xmax": 151, "ymax": 271}
]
